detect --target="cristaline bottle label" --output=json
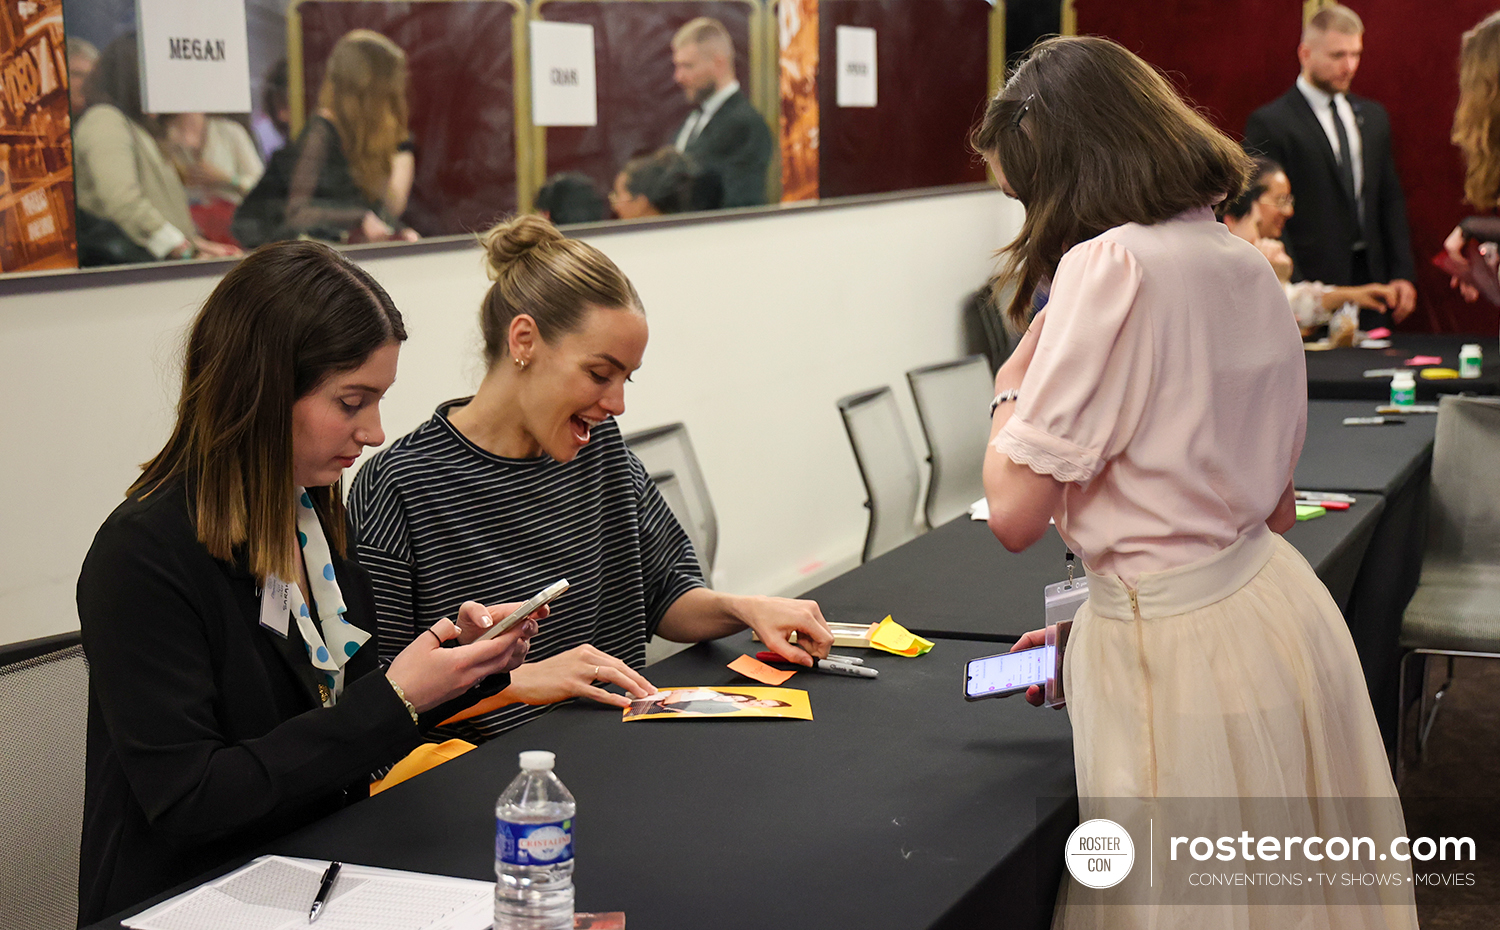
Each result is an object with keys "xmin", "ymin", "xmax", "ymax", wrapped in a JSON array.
[{"xmin": 497, "ymin": 819, "xmax": 574, "ymax": 865}]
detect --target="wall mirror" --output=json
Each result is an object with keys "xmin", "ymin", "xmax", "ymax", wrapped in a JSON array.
[{"xmin": 0, "ymin": 0, "xmax": 1040, "ymax": 278}]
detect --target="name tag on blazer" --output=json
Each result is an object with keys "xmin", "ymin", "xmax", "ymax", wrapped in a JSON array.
[{"xmin": 258, "ymin": 575, "xmax": 291, "ymax": 638}]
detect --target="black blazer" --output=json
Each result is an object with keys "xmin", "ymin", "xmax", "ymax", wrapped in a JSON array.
[
  {"xmin": 75, "ymin": 483, "xmax": 499, "ymax": 924},
  {"xmin": 1244, "ymin": 86, "xmax": 1415, "ymax": 286},
  {"xmin": 680, "ymin": 89, "xmax": 773, "ymax": 208}
]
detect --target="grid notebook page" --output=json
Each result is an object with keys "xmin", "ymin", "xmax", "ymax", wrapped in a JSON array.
[{"xmin": 126, "ymin": 856, "xmax": 494, "ymax": 930}]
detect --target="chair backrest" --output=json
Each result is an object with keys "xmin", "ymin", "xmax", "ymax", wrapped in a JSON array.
[
  {"xmin": 1426, "ymin": 394, "xmax": 1500, "ymax": 567},
  {"xmin": 648, "ymin": 470, "xmax": 707, "ymax": 570},
  {"xmin": 625, "ymin": 423, "xmax": 718, "ymax": 573},
  {"xmin": 907, "ymin": 354, "xmax": 994, "ymax": 528},
  {"xmin": 1, "ymin": 634, "xmax": 88, "ymax": 930},
  {"xmin": 961, "ymin": 278, "xmax": 1017, "ymax": 374},
  {"xmin": 837, "ymin": 386, "xmax": 924, "ymax": 562}
]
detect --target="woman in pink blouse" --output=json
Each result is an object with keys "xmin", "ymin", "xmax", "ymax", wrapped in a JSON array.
[{"xmin": 977, "ymin": 38, "xmax": 1415, "ymax": 928}]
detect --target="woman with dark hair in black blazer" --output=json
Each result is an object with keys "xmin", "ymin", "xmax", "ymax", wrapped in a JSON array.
[{"xmin": 75, "ymin": 241, "xmax": 539, "ymax": 924}]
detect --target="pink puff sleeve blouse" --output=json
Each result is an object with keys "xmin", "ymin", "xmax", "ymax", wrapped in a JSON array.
[{"xmin": 993, "ymin": 207, "xmax": 1308, "ymax": 586}]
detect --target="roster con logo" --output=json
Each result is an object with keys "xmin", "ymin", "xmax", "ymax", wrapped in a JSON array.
[{"xmin": 1066, "ymin": 819, "xmax": 1136, "ymax": 889}]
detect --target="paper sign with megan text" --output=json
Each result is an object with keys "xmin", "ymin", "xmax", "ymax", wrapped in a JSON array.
[{"xmin": 136, "ymin": 0, "xmax": 252, "ymax": 113}]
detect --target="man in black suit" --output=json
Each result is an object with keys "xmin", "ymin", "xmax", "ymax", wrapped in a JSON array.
[
  {"xmin": 1244, "ymin": 3, "xmax": 1417, "ymax": 325},
  {"xmin": 670, "ymin": 17, "xmax": 773, "ymax": 208}
]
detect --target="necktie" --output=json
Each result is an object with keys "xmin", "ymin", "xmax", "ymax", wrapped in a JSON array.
[{"xmin": 1329, "ymin": 98, "xmax": 1360, "ymax": 221}]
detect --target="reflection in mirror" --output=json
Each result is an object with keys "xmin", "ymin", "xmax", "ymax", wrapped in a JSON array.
[{"xmin": 19, "ymin": 0, "xmax": 1006, "ymax": 278}]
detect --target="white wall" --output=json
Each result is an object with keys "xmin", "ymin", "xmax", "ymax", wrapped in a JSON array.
[{"xmin": 0, "ymin": 190, "xmax": 1018, "ymax": 644}]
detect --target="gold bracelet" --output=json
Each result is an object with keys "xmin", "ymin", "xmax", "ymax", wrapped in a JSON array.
[{"xmin": 386, "ymin": 675, "xmax": 419, "ymax": 724}]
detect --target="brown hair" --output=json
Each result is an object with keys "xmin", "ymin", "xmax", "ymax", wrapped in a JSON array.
[
  {"xmin": 131, "ymin": 240, "xmax": 407, "ymax": 583},
  {"xmin": 477, "ymin": 214, "xmax": 643, "ymax": 366},
  {"xmin": 972, "ymin": 36, "xmax": 1250, "ymax": 330},
  {"xmin": 318, "ymin": 30, "xmax": 409, "ymax": 204},
  {"xmin": 83, "ymin": 33, "xmax": 162, "ymax": 138},
  {"xmin": 1454, "ymin": 11, "xmax": 1500, "ymax": 209}
]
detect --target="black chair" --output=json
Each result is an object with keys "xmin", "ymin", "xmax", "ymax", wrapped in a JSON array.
[
  {"xmin": 907, "ymin": 354, "xmax": 993, "ymax": 528},
  {"xmin": 624, "ymin": 423, "xmax": 718, "ymax": 575},
  {"xmin": 836, "ymin": 386, "xmax": 925, "ymax": 562},
  {"xmin": 1, "ymin": 633, "xmax": 89, "ymax": 930}
]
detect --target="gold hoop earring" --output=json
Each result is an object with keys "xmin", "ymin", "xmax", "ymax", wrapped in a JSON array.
[{"xmin": 514, "ymin": 357, "xmax": 527, "ymax": 371}]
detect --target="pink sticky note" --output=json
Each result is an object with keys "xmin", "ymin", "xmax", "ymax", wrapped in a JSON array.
[
  {"xmin": 1405, "ymin": 356, "xmax": 1443, "ymax": 366},
  {"xmin": 728, "ymin": 654, "xmax": 796, "ymax": 686},
  {"xmin": 1365, "ymin": 327, "xmax": 1391, "ymax": 340}
]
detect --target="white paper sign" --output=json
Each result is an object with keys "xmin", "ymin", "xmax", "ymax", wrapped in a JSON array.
[
  {"xmin": 530, "ymin": 21, "xmax": 598, "ymax": 128},
  {"xmin": 836, "ymin": 26, "xmax": 877, "ymax": 108},
  {"xmin": 135, "ymin": 0, "xmax": 252, "ymax": 113}
]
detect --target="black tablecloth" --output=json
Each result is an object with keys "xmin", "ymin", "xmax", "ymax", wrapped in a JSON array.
[
  {"xmin": 805, "ymin": 500, "xmax": 1383, "ymax": 642},
  {"xmin": 1304, "ymin": 333, "xmax": 1500, "ymax": 400},
  {"xmin": 1294, "ymin": 399, "xmax": 1437, "ymax": 496},
  {"xmin": 89, "ymin": 634, "xmax": 1078, "ymax": 930},
  {"xmin": 1295, "ymin": 400, "xmax": 1435, "ymax": 752}
]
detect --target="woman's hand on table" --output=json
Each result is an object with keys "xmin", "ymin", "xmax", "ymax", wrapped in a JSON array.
[
  {"xmin": 506, "ymin": 644, "xmax": 656, "ymax": 708},
  {"xmin": 1010, "ymin": 628, "xmax": 1048, "ymax": 707},
  {"xmin": 451, "ymin": 599, "xmax": 551, "ymax": 645},
  {"xmin": 738, "ymin": 596, "xmax": 834, "ymax": 666},
  {"xmin": 387, "ymin": 612, "xmax": 537, "ymax": 713}
]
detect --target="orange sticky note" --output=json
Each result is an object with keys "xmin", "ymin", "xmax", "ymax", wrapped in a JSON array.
[{"xmin": 728, "ymin": 654, "xmax": 797, "ymax": 685}]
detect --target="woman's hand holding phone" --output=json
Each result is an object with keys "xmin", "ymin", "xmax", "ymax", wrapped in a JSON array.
[
  {"xmin": 1009, "ymin": 628, "xmax": 1049, "ymax": 707},
  {"xmin": 387, "ymin": 606, "xmax": 540, "ymax": 713}
]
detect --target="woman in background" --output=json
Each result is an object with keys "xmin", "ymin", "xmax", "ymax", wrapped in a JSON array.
[
  {"xmin": 610, "ymin": 148, "xmax": 719, "ymax": 219},
  {"xmin": 1222, "ymin": 158, "xmax": 1395, "ymax": 331},
  {"xmin": 235, "ymin": 30, "xmax": 418, "ymax": 247},
  {"xmin": 77, "ymin": 241, "xmax": 536, "ymax": 922},
  {"xmin": 349, "ymin": 215, "xmax": 831, "ymax": 743},
  {"xmin": 1445, "ymin": 11, "xmax": 1500, "ymax": 301},
  {"xmin": 72, "ymin": 34, "xmax": 239, "ymax": 263},
  {"xmin": 978, "ymin": 37, "xmax": 1414, "ymax": 927}
]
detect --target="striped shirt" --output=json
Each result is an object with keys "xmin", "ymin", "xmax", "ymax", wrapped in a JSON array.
[{"xmin": 348, "ymin": 400, "xmax": 704, "ymax": 741}]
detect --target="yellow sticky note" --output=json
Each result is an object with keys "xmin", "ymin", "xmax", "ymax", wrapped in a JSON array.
[{"xmin": 870, "ymin": 616, "xmax": 935, "ymax": 657}]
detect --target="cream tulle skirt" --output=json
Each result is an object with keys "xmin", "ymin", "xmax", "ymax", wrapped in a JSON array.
[{"xmin": 1055, "ymin": 525, "xmax": 1419, "ymax": 930}]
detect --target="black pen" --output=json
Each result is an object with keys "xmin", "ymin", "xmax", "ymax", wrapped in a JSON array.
[{"xmin": 309, "ymin": 861, "xmax": 341, "ymax": 923}]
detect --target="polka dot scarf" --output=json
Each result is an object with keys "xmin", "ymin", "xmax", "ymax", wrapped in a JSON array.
[{"xmin": 289, "ymin": 488, "xmax": 371, "ymax": 706}]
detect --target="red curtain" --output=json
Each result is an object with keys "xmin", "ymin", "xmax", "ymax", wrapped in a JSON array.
[{"xmin": 1075, "ymin": 0, "xmax": 1498, "ymax": 334}]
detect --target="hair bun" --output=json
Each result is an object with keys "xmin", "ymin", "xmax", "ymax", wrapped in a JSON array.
[{"xmin": 482, "ymin": 214, "xmax": 565, "ymax": 279}]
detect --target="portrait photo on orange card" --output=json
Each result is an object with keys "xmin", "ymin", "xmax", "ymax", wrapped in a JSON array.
[{"xmin": 622, "ymin": 687, "xmax": 812, "ymax": 721}]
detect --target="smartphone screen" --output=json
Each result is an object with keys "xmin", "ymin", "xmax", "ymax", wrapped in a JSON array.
[{"xmin": 964, "ymin": 646, "xmax": 1051, "ymax": 700}]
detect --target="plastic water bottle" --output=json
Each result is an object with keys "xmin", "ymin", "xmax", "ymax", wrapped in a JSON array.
[{"xmin": 494, "ymin": 751, "xmax": 575, "ymax": 930}]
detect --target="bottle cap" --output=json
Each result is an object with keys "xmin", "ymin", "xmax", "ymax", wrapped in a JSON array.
[
  {"xmin": 519, "ymin": 750, "xmax": 555, "ymax": 771},
  {"xmin": 1462, "ymin": 343, "xmax": 1481, "ymax": 353}
]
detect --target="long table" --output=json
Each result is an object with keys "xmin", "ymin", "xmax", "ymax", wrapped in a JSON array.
[
  {"xmin": 805, "ymin": 498, "xmax": 1383, "ymax": 644},
  {"xmin": 1296, "ymin": 399, "xmax": 1438, "ymax": 750},
  {"xmin": 91, "ymin": 634, "xmax": 1079, "ymax": 930},
  {"xmin": 1304, "ymin": 333, "xmax": 1500, "ymax": 401}
]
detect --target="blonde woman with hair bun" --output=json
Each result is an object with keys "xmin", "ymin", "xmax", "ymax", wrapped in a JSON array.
[{"xmin": 349, "ymin": 215, "xmax": 833, "ymax": 741}]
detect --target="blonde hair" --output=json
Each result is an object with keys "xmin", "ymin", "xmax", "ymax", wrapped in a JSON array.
[
  {"xmin": 318, "ymin": 30, "xmax": 408, "ymax": 204},
  {"xmin": 1454, "ymin": 11, "xmax": 1500, "ymax": 208},
  {"xmin": 1303, "ymin": 4, "xmax": 1364, "ymax": 43},
  {"xmin": 477, "ymin": 215, "xmax": 643, "ymax": 366},
  {"xmin": 672, "ymin": 16, "xmax": 733, "ymax": 60}
]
